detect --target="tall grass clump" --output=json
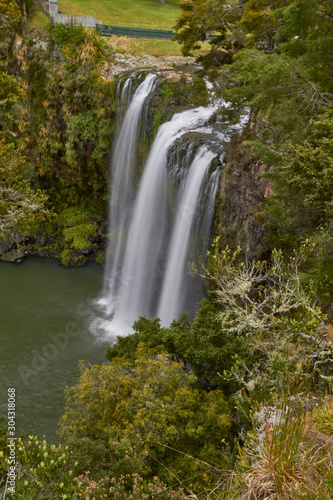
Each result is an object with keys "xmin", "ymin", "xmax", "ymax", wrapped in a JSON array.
[{"xmin": 224, "ymin": 398, "xmax": 333, "ymax": 500}]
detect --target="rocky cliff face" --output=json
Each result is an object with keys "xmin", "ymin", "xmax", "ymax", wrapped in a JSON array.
[
  {"xmin": 1, "ymin": 60, "xmax": 274, "ymax": 266},
  {"xmin": 218, "ymin": 141, "xmax": 274, "ymax": 260}
]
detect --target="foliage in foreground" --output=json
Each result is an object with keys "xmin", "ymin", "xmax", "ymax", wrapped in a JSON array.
[
  {"xmin": 1, "ymin": 244, "xmax": 332, "ymax": 499},
  {"xmin": 0, "ymin": 432, "xmax": 79, "ymax": 499},
  {"xmin": 59, "ymin": 345, "xmax": 232, "ymax": 492},
  {"xmin": 102, "ymin": 245, "xmax": 332, "ymax": 497},
  {"xmin": 0, "ymin": 430, "xmax": 186, "ymax": 499}
]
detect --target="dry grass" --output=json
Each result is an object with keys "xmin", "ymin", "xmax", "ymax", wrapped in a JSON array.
[
  {"xmin": 105, "ymin": 36, "xmax": 211, "ymax": 57},
  {"xmin": 311, "ymin": 399, "xmax": 333, "ymax": 435},
  {"xmin": 26, "ymin": 8, "xmax": 50, "ymax": 30},
  {"xmin": 107, "ymin": 36, "xmax": 134, "ymax": 54},
  {"xmin": 241, "ymin": 445, "xmax": 331, "ymax": 499},
  {"xmin": 224, "ymin": 400, "xmax": 333, "ymax": 500}
]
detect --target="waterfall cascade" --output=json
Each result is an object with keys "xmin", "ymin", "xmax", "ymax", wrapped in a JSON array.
[
  {"xmin": 157, "ymin": 146, "xmax": 217, "ymax": 326},
  {"xmin": 102, "ymin": 74, "xmax": 157, "ymax": 312},
  {"xmin": 99, "ymin": 73, "xmax": 226, "ymax": 337}
]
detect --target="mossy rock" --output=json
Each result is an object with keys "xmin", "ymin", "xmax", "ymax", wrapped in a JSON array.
[
  {"xmin": 95, "ymin": 250, "xmax": 105, "ymax": 265},
  {"xmin": 57, "ymin": 204, "xmax": 101, "ymax": 228},
  {"xmin": 63, "ymin": 223, "xmax": 98, "ymax": 251},
  {"xmin": 60, "ymin": 249, "xmax": 88, "ymax": 267},
  {"xmin": 57, "ymin": 203, "xmax": 103, "ymax": 261}
]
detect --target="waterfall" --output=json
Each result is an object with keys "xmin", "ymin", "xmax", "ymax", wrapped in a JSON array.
[
  {"xmin": 99, "ymin": 74, "xmax": 223, "ymax": 337},
  {"xmin": 102, "ymin": 73, "xmax": 156, "ymax": 315},
  {"xmin": 157, "ymin": 146, "xmax": 216, "ymax": 326}
]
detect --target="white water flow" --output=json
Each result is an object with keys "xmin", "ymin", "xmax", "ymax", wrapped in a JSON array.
[
  {"xmin": 157, "ymin": 146, "xmax": 216, "ymax": 326},
  {"xmin": 102, "ymin": 74, "xmax": 156, "ymax": 313},
  {"xmin": 110, "ymin": 106, "xmax": 218, "ymax": 334}
]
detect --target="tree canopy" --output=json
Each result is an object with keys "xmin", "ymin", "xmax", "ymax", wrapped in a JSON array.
[{"xmin": 60, "ymin": 346, "xmax": 232, "ymax": 489}]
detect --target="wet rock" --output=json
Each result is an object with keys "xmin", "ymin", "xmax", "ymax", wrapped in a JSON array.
[
  {"xmin": 38, "ymin": 250, "xmax": 50, "ymax": 258},
  {"xmin": 88, "ymin": 234, "xmax": 96, "ymax": 243},
  {"xmin": 1, "ymin": 248, "xmax": 25, "ymax": 263},
  {"xmin": 0, "ymin": 238, "xmax": 14, "ymax": 253},
  {"xmin": 81, "ymin": 247, "xmax": 90, "ymax": 255}
]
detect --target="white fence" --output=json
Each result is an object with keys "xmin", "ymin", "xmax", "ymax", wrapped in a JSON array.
[
  {"xmin": 50, "ymin": 14, "xmax": 99, "ymax": 27},
  {"xmin": 42, "ymin": 0, "xmax": 101, "ymax": 28},
  {"xmin": 49, "ymin": 1, "xmax": 58, "ymax": 15}
]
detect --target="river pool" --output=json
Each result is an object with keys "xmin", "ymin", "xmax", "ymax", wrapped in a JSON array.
[{"xmin": 0, "ymin": 257, "xmax": 109, "ymax": 443}]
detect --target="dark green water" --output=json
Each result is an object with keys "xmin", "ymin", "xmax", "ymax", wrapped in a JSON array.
[{"xmin": 0, "ymin": 257, "xmax": 109, "ymax": 443}]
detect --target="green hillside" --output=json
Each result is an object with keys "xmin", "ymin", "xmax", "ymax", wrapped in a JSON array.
[{"xmin": 58, "ymin": 0, "xmax": 182, "ymax": 30}]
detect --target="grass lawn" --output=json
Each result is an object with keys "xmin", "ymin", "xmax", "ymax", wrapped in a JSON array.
[{"xmin": 57, "ymin": 0, "xmax": 182, "ymax": 30}]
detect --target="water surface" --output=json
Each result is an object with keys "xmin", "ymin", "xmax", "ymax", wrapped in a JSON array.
[{"xmin": 0, "ymin": 257, "xmax": 107, "ymax": 443}]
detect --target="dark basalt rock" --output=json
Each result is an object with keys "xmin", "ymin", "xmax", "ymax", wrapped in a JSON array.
[
  {"xmin": 1, "ymin": 247, "xmax": 25, "ymax": 263},
  {"xmin": 38, "ymin": 249, "xmax": 50, "ymax": 258},
  {"xmin": 0, "ymin": 231, "xmax": 28, "ymax": 263},
  {"xmin": 0, "ymin": 238, "xmax": 14, "ymax": 254},
  {"xmin": 218, "ymin": 142, "xmax": 273, "ymax": 261}
]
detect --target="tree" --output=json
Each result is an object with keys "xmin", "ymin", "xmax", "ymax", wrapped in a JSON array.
[
  {"xmin": 240, "ymin": 0, "xmax": 289, "ymax": 51},
  {"xmin": 263, "ymin": 105, "xmax": 333, "ymax": 249},
  {"xmin": 174, "ymin": 0, "xmax": 244, "ymax": 68},
  {"xmin": 196, "ymin": 241, "xmax": 331, "ymax": 393},
  {"xmin": 60, "ymin": 346, "xmax": 232, "ymax": 490},
  {"xmin": 223, "ymin": 48, "xmax": 332, "ymax": 151},
  {"xmin": 21, "ymin": 25, "xmax": 115, "ymax": 210},
  {"xmin": 0, "ymin": 70, "xmax": 25, "ymax": 139},
  {"xmin": 0, "ymin": 0, "xmax": 23, "ymax": 65},
  {"xmin": 0, "ymin": 140, "xmax": 52, "ymax": 235},
  {"xmin": 278, "ymin": 107, "xmax": 333, "ymax": 219},
  {"xmin": 276, "ymin": 0, "xmax": 333, "ymax": 91}
]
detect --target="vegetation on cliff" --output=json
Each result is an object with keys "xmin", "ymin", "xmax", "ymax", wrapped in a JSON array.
[
  {"xmin": 0, "ymin": 7, "xmax": 116, "ymax": 264},
  {"xmin": 175, "ymin": 0, "xmax": 333, "ymax": 311}
]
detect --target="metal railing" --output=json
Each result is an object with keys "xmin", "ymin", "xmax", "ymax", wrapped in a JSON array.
[
  {"xmin": 96, "ymin": 24, "xmax": 174, "ymax": 39},
  {"xmin": 95, "ymin": 24, "xmax": 217, "ymax": 40}
]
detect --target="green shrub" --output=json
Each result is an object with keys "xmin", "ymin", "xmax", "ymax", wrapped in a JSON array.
[
  {"xmin": 0, "ymin": 432, "xmax": 79, "ymax": 499},
  {"xmin": 60, "ymin": 346, "xmax": 233, "ymax": 491}
]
